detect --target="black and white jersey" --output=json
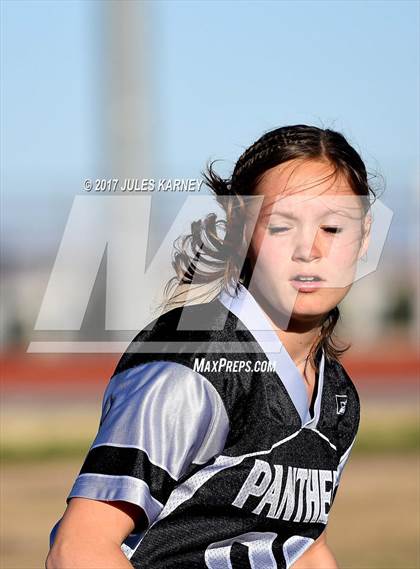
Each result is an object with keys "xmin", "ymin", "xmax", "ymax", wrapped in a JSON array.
[{"xmin": 50, "ymin": 283, "xmax": 360, "ymax": 569}]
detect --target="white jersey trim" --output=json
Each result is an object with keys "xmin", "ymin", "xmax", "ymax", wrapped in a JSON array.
[{"xmin": 218, "ymin": 284, "xmax": 325, "ymax": 427}]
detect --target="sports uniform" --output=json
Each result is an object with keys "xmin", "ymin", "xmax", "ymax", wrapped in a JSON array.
[{"xmin": 50, "ymin": 283, "xmax": 360, "ymax": 568}]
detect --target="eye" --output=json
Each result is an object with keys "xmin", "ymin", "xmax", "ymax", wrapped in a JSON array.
[
  {"xmin": 322, "ymin": 226, "xmax": 343, "ymax": 234},
  {"xmin": 268, "ymin": 226, "xmax": 290, "ymax": 234}
]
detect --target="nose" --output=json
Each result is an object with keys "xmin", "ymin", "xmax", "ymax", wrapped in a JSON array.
[{"xmin": 291, "ymin": 226, "xmax": 322, "ymax": 263}]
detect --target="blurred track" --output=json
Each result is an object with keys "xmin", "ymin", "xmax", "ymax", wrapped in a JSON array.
[{"xmin": 1, "ymin": 344, "xmax": 419, "ymax": 397}]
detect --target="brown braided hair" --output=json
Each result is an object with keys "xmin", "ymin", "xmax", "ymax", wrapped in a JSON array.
[{"xmin": 161, "ymin": 124, "xmax": 380, "ymax": 371}]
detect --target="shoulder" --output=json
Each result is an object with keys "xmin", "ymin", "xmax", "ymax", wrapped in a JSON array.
[
  {"xmin": 105, "ymin": 359, "xmax": 228, "ymax": 424},
  {"xmin": 137, "ymin": 297, "xmax": 231, "ymax": 342},
  {"xmin": 102, "ymin": 297, "xmax": 236, "ymax": 437},
  {"xmin": 97, "ymin": 359, "xmax": 230, "ymax": 469},
  {"xmin": 112, "ymin": 297, "xmax": 233, "ymax": 376}
]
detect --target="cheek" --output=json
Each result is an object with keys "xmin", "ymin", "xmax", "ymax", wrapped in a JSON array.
[
  {"xmin": 328, "ymin": 245, "xmax": 358, "ymax": 268},
  {"xmin": 327, "ymin": 227, "xmax": 364, "ymax": 263},
  {"xmin": 251, "ymin": 229, "xmax": 289, "ymax": 257},
  {"xmin": 320, "ymin": 226, "xmax": 358, "ymax": 261},
  {"xmin": 252, "ymin": 239, "xmax": 290, "ymax": 276},
  {"xmin": 325, "ymin": 239, "xmax": 362, "ymax": 288}
]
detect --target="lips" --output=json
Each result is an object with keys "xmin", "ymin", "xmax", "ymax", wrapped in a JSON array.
[
  {"xmin": 290, "ymin": 274, "xmax": 324, "ymax": 282},
  {"xmin": 290, "ymin": 274, "xmax": 325, "ymax": 292}
]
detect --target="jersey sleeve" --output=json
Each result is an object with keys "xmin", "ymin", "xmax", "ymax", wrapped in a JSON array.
[{"xmin": 51, "ymin": 360, "xmax": 229, "ymax": 542}]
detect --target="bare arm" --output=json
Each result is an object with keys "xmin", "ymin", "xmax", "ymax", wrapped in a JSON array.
[
  {"xmin": 290, "ymin": 529, "xmax": 339, "ymax": 569},
  {"xmin": 45, "ymin": 497, "xmax": 148, "ymax": 569}
]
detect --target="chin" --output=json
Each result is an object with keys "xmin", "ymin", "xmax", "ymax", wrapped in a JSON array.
[{"xmin": 291, "ymin": 296, "xmax": 336, "ymax": 319}]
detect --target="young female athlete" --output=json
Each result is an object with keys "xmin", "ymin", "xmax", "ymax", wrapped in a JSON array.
[{"xmin": 46, "ymin": 124, "xmax": 373, "ymax": 569}]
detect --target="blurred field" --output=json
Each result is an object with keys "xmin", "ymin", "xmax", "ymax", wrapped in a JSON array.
[{"xmin": 1, "ymin": 394, "xmax": 419, "ymax": 569}]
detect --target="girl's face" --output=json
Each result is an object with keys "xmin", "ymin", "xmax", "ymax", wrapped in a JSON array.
[{"xmin": 245, "ymin": 158, "xmax": 371, "ymax": 326}]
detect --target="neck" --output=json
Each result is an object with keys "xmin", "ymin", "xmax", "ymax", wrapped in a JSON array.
[
  {"xmin": 275, "ymin": 325, "xmax": 321, "ymax": 365},
  {"xmin": 263, "ymin": 312, "xmax": 321, "ymax": 363},
  {"xmin": 249, "ymin": 287, "xmax": 323, "ymax": 365}
]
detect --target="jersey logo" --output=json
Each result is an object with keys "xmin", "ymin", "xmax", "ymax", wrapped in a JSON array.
[{"xmin": 335, "ymin": 395, "xmax": 348, "ymax": 415}]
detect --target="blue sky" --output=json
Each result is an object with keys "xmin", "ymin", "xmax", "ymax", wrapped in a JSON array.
[{"xmin": 1, "ymin": 0, "xmax": 419, "ymax": 259}]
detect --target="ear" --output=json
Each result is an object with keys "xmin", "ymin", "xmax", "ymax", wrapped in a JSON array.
[{"xmin": 358, "ymin": 213, "xmax": 372, "ymax": 260}]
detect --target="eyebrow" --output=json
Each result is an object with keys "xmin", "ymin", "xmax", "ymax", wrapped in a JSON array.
[
  {"xmin": 262, "ymin": 211, "xmax": 297, "ymax": 220},
  {"xmin": 263, "ymin": 209, "xmax": 361, "ymax": 221}
]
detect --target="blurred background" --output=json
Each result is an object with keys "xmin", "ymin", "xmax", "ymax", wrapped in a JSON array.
[{"xmin": 1, "ymin": 0, "xmax": 419, "ymax": 567}]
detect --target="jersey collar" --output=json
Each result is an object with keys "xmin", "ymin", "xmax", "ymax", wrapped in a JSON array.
[{"xmin": 217, "ymin": 282, "xmax": 324, "ymax": 427}]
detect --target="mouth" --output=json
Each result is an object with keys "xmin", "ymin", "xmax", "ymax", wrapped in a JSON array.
[{"xmin": 289, "ymin": 274, "xmax": 325, "ymax": 292}]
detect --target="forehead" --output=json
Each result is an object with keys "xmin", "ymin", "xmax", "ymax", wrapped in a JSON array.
[
  {"xmin": 255, "ymin": 158, "xmax": 354, "ymax": 199},
  {"xmin": 250, "ymin": 158, "xmax": 364, "ymax": 218}
]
